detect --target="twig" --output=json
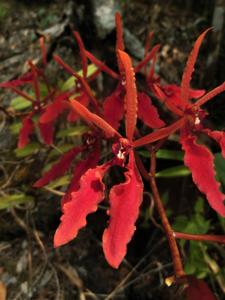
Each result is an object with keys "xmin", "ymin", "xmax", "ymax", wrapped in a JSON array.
[
  {"xmin": 174, "ymin": 232, "xmax": 225, "ymax": 244},
  {"xmin": 149, "ymin": 148, "xmax": 185, "ymax": 278}
]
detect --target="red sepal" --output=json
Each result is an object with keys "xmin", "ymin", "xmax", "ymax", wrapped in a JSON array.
[
  {"xmin": 33, "ymin": 146, "xmax": 83, "ymax": 188},
  {"xmin": 103, "ymin": 90, "xmax": 124, "ymax": 130},
  {"xmin": 67, "ymin": 93, "xmax": 89, "ymax": 123},
  {"xmin": 117, "ymin": 50, "xmax": 138, "ymax": 141},
  {"xmin": 40, "ymin": 93, "xmax": 70, "ymax": 123},
  {"xmin": 0, "ymin": 72, "xmax": 33, "ymax": 88},
  {"xmin": 73, "ymin": 31, "xmax": 88, "ymax": 78},
  {"xmin": 102, "ymin": 151, "xmax": 143, "ymax": 268},
  {"xmin": 38, "ymin": 121, "xmax": 54, "ymax": 145},
  {"xmin": 54, "ymin": 162, "xmax": 110, "ymax": 247},
  {"xmin": 180, "ymin": 133, "xmax": 225, "ymax": 216},
  {"xmin": 181, "ymin": 28, "xmax": 211, "ymax": 103},
  {"xmin": 203, "ymin": 129, "xmax": 225, "ymax": 158},
  {"xmin": 69, "ymin": 99, "xmax": 121, "ymax": 139},
  {"xmin": 138, "ymin": 92, "xmax": 165, "ymax": 128},
  {"xmin": 185, "ymin": 276, "xmax": 217, "ymax": 300},
  {"xmin": 18, "ymin": 116, "xmax": 34, "ymax": 148}
]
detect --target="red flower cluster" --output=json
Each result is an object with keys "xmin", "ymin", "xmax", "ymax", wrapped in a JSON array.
[{"xmin": 1, "ymin": 13, "xmax": 225, "ymax": 272}]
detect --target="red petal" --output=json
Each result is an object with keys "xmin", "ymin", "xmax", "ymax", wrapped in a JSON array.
[
  {"xmin": 115, "ymin": 12, "xmax": 124, "ymax": 51},
  {"xmin": 103, "ymin": 89, "xmax": 124, "ymax": 130},
  {"xmin": 203, "ymin": 129, "xmax": 225, "ymax": 158},
  {"xmin": 162, "ymin": 84, "xmax": 205, "ymax": 111},
  {"xmin": 134, "ymin": 44, "xmax": 160, "ymax": 73},
  {"xmin": 138, "ymin": 92, "xmax": 165, "ymax": 128},
  {"xmin": 181, "ymin": 28, "xmax": 211, "ymax": 103},
  {"xmin": 180, "ymin": 133, "xmax": 225, "ymax": 216},
  {"xmin": 54, "ymin": 163, "xmax": 110, "ymax": 247},
  {"xmin": 102, "ymin": 151, "xmax": 143, "ymax": 268},
  {"xmin": 61, "ymin": 146, "xmax": 100, "ymax": 207},
  {"xmin": 85, "ymin": 50, "xmax": 119, "ymax": 80},
  {"xmin": 18, "ymin": 116, "xmax": 34, "ymax": 148},
  {"xmin": 0, "ymin": 72, "xmax": 33, "ymax": 88},
  {"xmin": 196, "ymin": 82, "xmax": 225, "ymax": 107},
  {"xmin": 39, "ymin": 121, "xmax": 54, "ymax": 145},
  {"xmin": 67, "ymin": 93, "xmax": 89, "ymax": 122},
  {"xmin": 69, "ymin": 99, "xmax": 121, "ymax": 138},
  {"xmin": 39, "ymin": 37, "xmax": 47, "ymax": 66},
  {"xmin": 185, "ymin": 276, "xmax": 217, "ymax": 300},
  {"xmin": 117, "ymin": 50, "xmax": 138, "ymax": 141},
  {"xmin": 73, "ymin": 31, "xmax": 88, "ymax": 78},
  {"xmin": 33, "ymin": 146, "xmax": 83, "ymax": 188},
  {"xmin": 133, "ymin": 118, "xmax": 184, "ymax": 148},
  {"xmin": 40, "ymin": 93, "xmax": 69, "ymax": 123}
]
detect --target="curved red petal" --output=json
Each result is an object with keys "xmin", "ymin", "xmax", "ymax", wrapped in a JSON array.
[
  {"xmin": 203, "ymin": 129, "xmax": 225, "ymax": 159},
  {"xmin": 0, "ymin": 72, "xmax": 33, "ymax": 88},
  {"xmin": 39, "ymin": 121, "xmax": 54, "ymax": 145},
  {"xmin": 185, "ymin": 276, "xmax": 217, "ymax": 300},
  {"xmin": 18, "ymin": 116, "xmax": 34, "ymax": 148},
  {"xmin": 103, "ymin": 90, "xmax": 124, "ymax": 130},
  {"xmin": 196, "ymin": 82, "xmax": 225, "ymax": 107},
  {"xmin": 134, "ymin": 44, "xmax": 160, "ymax": 73},
  {"xmin": 61, "ymin": 146, "xmax": 100, "ymax": 207},
  {"xmin": 180, "ymin": 133, "xmax": 225, "ymax": 216},
  {"xmin": 117, "ymin": 50, "xmax": 138, "ymax": 141},
  {"xmin": 133, "ymin": 118, "xmax": 184, "ymax": 148},
  {"xmin": 54, "ymin": 163, "xmax": 110, "ymax": 247},
  {"xmin": 138, "ymin": 92, "xmax": 165, "ymax": 128},
  {"xmin": 102, "ymin": 151, "xmax": 143, "ymax": 268},
  {"xmin": 69, "ymin": 99, "xmax": 121, "ymax": 138},
  {"xmin": 181, "ymin": 28, "xmax": 211, "ymax": 103},
  {"xmin": 67, "ymin": 93, "xmax": 89, "ymax": 122},
  {"xmin": 40, "ymin": 94, "xmax": 69, "ymax": 123},
  {"xmin": 33, "ymin": 146, "xmax": 83, "ymax": 188},
  {"xmin": 115, "ymin": 12, "xmax": 124, "ymax": 51}
]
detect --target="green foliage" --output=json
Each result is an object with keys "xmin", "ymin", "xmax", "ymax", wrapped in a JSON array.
[{"xmin": 0, "ymin": 193, "xmax": 34, "ymax": 210}]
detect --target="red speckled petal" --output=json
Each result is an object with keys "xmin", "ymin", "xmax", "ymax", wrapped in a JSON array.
[
  {"xmin": 138, "ymin": 92, "xmax": 165, "ymax": 128},
  {"xmin": 180, "ymin": 133, "xmax": 225, "ymax": 216},
  {"xmin": 33, "ymin": 146, "xmax": 83, "ymax": 188},
  {"xmin": 54, "ymin": 162, "xmax": 110, "ymax": 247},
  {"xmin": 102, "ymin": 151, "xmax": 143, "ymax": 268}
]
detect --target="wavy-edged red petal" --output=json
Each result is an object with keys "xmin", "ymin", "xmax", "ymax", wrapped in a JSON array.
[
  {"xmin": 34, "ymin": 146, "xmax": 83, "ymax": 188},
  {"xmin": 181, "ymin": 28, "xmax": 211, "ymax": 103},
  {"xmin": 103, "ymin": 90, "xmax": 124, "ymax": 130},
  {"xmin": 102, "ymin": 151, "xmax": 143, "ymax": 268},
  {"xmin": 54, "ymin": 163, "xmax": 110, "ymax": 247},
  {"xmin": 138, "ymin": 92, "xmax": 165, "ymax": 128},
  {"xmin": 117, "ymin": 50, "xmax": 137, "ymax": 141},
  {"xmin": 61, "ymin": 146, "xmax": 100, "ymax": 207},
  {"xmin": 185, "ymin": 276, "xmax": 217, "ymax": 300},
  {"xmin": 39, "ymin": 121, "xmax": 54, "ymax": 145},
  {"xmin": 18, "ymin": 116, "xmax": 34, "ymax": 148},
  {"xmin": 180, "ymin": 133, "xmax": 225, "ymax": 216},
  {"xmin": 69, "ymin": 99, "xmax": 121, "ymax": 138}
]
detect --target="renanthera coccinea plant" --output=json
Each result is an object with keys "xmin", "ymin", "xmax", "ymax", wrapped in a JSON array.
[{"xmin": 2, "ymin": 12, "xmax": 225, "ymax": 299}]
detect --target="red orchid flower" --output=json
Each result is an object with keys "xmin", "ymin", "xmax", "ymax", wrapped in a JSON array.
[
  {"xmin": 134, "ymin": 29, "xmax": 225, "ymax": 217},
  {"xmin": 83, "ymin": 12, "xmax": 165, "ymax": 131},
  {"xmin": 0, "ymin": 54, "xmax": 54, "ymax": 148},
  {"xmin": 53, "ymin": 49, "xmax": 144, "ymax": 268}
]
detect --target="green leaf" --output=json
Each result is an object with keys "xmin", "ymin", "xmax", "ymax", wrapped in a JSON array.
[
  {"xmin": 60, "ymin": 64, "xmax": 97, "ymax": 91},
  {"xmin": 139, "ymin": 149, "xmax": 184, "ymax": 161},
  {"xmin": 214, "ymin": 153, "xmax": 225, "ymax": 184},
  {"xmin": 14, "ymin": 143, "xmax": 41, "ymax": 157},
  {"xmin": 0, "ymin": 193, "xmax": 34, "ymax": 210},
  {"xmin": 11, "ymin": 96, "xmax": 32, "ymax": 110},
  {"xmin": 155, "ymin": 165, "xmax": 190, "ymax": 178},
  {"xmin": 56, "ymin": 125, "xmax": 88, "ymax": 138},
  {"xmin": 47, "ymin": 175, "xmax": 70, "ymax": 189},
  {"xmin": 9, "ymin": 122, "xmax": 22, "ymax": 135}
]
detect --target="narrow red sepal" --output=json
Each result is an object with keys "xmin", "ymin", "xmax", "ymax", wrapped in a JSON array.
[{"xmin": 18, "ymin": 116, "xmax": 34, "ymax": 148}]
